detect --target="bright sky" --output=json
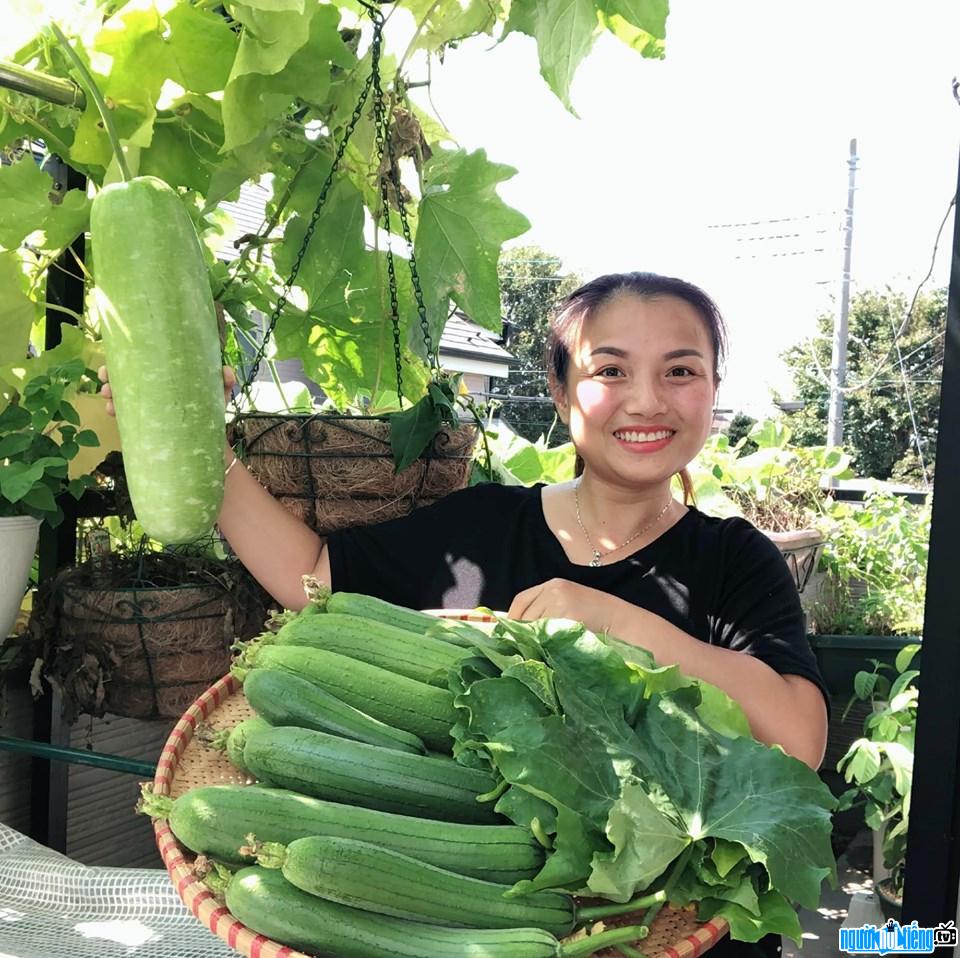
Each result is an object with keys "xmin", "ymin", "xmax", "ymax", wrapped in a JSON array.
[{"xmin": 410, "ymin": 1, "xmax": 960, "ymax": 416}]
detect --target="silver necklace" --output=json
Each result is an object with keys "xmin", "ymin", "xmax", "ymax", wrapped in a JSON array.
[{"xmin": 574, "ymin": 479, "xmax": 673, "ymax": 567}]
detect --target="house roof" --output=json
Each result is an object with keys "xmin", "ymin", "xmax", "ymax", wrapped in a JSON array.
[{"xmin": 439, "ymin": 312, "xmax": 515, "ymax": 364}]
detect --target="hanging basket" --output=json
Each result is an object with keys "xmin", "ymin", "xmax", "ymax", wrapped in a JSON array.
[
  {"xmin": 228, "ymin": 413, "xmax": 479, "ymax": 534},
  {"xmin": 29, "ymin": 551, "xmax": 271, "ymax": 722}
]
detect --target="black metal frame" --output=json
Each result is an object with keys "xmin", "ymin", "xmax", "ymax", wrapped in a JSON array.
[
  {"xmin": 901, "ymin": 153, "xmax": 960, "ymax": 925},
  {"xmin": 29, "ymin": 157, "xmax": 88, "ymax": 849}
]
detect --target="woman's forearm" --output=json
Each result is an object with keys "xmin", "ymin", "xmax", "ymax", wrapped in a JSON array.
[
  {"xmin": 216, "ymin": 446, "xmax": 328, "ymax": 610},
  {"xmin": 610, "ymin": 603, "xmax": 828, "ymax": 769}
]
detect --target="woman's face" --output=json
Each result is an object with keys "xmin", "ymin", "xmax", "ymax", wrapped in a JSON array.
[{"xmin": 554, "ymin": 292, "xmax": 718, "ymax": 488}]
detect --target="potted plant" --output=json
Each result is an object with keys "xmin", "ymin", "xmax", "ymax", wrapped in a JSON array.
[
  {"xmin": 805, "ymin": 489, "xmax": 927, "ymax": 789},
  {"xmin": 689, "ymin": 419, "xmax": 851, "ymax": 600},
  {"xmin": 808, "ymin": 487, "xmax": 929, "ymax": 640},
  {"xmin": 0, "ymin": 357, "xmax": 100, "ymax": 639},
  {"xmin": 28, "ymin": 535, "xmax": 270, "ymax": 722},
  {"xmin": 835, "ymin": 643, "xmax": 920, "ymax": 920}
]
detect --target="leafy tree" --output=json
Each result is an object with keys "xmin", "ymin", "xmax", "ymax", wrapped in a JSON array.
[
  {"xmin": 779, "ymin": 288, "xmax": 946, "ymax": 484},
  {"xmin": 726, "ymin": 411, "xmax": 758, "ymax": 455},
  {"xmin": 491, "ymin": 245, "xmax": 581, "ymax": 444}
]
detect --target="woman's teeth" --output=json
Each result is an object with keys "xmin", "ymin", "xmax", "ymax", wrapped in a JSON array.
[{"xmin": 615, "ymin": 430, "xmax": 674, "ymax": 443}]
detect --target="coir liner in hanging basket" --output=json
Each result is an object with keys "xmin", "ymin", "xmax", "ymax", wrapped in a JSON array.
[
  {"xmin": 228, "ymin": 413, "xmax": 478, "ymax": 535},
  {"xmin": 30, "ymin": 553, "xmax": 270, "ymax": 721}
]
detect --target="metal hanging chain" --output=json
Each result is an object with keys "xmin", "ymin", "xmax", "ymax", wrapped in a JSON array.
[
  {"xmin": 239, "ymin": 2, "xmax": 439, "ymax": 411},
  {"xmin": 368, "ymin": 8, "xmax": 438, "ymax": 407},
  {"xmin": 370, "ymin": 51, "xmax": 437, "ymax": 370},
  {"xmin": 368, "ymin": 13, "xmax": 405, "ymax": 408},
  {"xmin": 238, "ymin": 17, "xmax": 380, "ymax": 400}
]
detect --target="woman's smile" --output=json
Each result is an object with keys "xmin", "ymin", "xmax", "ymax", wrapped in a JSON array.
[{"xmin": 612, "ymin": 428, "xmax": 676, "ymax": 453}]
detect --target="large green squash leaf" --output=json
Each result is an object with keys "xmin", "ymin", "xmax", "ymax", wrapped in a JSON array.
[
  {"xmin": 165, "ymin": 3, "xmax": 238, "ymax": 94},
  {"xmin": 506, "ymin": 0, "xmax": 668, "ymax": 112},
  {"xmin": 70, "ymin": 6, "xmax": 175, "ymax": 166},
  {"xmin": 405, "ymin": 0, "xmax": 499, "ymax": 50},
  {"xmin": 222, "ymin": 1, "xmax": 353, "ymax": 151},
  {"xmin": 504, "ymin": 0, "xmax": 601, "ymax": 115}
]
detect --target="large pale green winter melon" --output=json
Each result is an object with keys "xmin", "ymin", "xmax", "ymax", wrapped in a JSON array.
[{"xmin": 91, "ymin": 176, "xmax": 224, "ymax": 543}]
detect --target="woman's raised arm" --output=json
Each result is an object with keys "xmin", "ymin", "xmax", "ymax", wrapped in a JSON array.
[{"xmin": 216, "ymin": 445, "xmax": 331, "ymax": 610}]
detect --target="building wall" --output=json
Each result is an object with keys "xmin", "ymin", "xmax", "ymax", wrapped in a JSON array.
[{"xmin": 460, "ymin": 372, "xmax": 489, "ymax": 398}]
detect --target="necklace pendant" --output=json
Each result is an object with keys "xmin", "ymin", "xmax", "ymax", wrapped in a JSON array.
[{"xmin": 589, "ymin": 550, "xmax": 603, "ymax": 568}]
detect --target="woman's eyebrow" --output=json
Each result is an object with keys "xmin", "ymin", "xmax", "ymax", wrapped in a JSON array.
[
  {"xmin": 664, "ymin": 348, "xmax": 705, "ymax": 360},
  {"xmin": 588, "ymin": 346, "xmax": 705, "ymax": 360},
  {"xmin": 589, "ymin": 346, "xmax": 629, "ymax": 358}
]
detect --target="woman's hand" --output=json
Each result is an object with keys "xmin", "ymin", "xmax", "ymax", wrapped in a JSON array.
[
  {"xmin": 507, "ymin": 578, "xmax": 635, "ymax": 637},
  {"xmin": 97, "ymin": 364, "xmax": 237, "ymax": 417}
]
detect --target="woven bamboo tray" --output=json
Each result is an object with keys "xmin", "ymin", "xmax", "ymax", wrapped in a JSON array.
[{"xmin": 152, "ymin": 613, "xmax": 728, "ymax": 958}]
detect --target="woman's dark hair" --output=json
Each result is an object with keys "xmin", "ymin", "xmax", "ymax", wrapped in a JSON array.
[{"xmin": 545, "ymin": 272, "xmax": 728, "ymax": 504}]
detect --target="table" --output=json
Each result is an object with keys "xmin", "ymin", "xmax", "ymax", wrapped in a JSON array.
[{"xmin": 0, "ymin": 821, "xmax": 235, "ymax": 958}]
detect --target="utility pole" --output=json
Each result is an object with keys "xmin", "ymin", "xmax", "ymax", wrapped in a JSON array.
[{"xmin": 827, "ymin": 138, "xmax": 859, "ymax": 447}]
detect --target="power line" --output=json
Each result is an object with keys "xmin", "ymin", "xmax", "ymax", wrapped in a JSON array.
[
  {"xmin": 887, "ymin": 306, "xmax": 931, "ymax": 488},
  {"xmin": 706, "ymin": 211, "xmax": 839, "ymax": 229}
]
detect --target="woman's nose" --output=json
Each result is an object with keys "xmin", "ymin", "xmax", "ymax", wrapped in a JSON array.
[{"xmin": 624, "ymin": 375, "xmax": 668, "ymax": 417}]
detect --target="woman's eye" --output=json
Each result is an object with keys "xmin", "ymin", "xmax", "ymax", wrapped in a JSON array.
[
  {"xmin": 595, "ymin": 367, "xmax": 624, "ymax": 378},
  {"xmin": 667, "ymin": 367, "xmax": 695, "ymax": 378}
]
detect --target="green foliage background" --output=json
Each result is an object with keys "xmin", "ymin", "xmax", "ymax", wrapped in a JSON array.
[
  {"xmin": 0, "ymin": 0, "xmax": 669, "ymax": 416},
  {"xmin": 492, "ymin": 244, "xmax": 582, "ymax": 444},
  {"xmin": 778, "ymin": 288, "xmax": 945, "ymax": 485}
]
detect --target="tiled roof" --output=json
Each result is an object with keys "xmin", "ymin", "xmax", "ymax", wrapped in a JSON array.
[{"xmin": 439, "ymin": 312, "xmax": 514, "ymax": 363}]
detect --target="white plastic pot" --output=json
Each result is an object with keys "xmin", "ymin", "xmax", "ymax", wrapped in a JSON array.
[{"xmin": 0, "ymin": 515, "xmax": 41, "ymax": 640}]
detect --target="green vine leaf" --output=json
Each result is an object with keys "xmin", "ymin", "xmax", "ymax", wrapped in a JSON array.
[
  {"xmin": 387, "ymin": 392, "xmax": 443, "ymax": 473},
  {"xmin": 507, "ymin": 0, "xmax": 668, "ymax": 112},
  {"xmin": 139, "ymin": 95, "xmax": 225, "ymax": 194},
  {"xmin": 0, "ymin": 156, "xmax": 89, "ymax": 252},
  {"xmin": 164, "ymin": 3, "xmax": 239, "ymax": 94},
  {"xmin": 273, "ymin": 174, "xmax": 364, "ymax": 302},
  {"xmin": 427, "ymin": 375, "xmax": 463, "ymax": 426},
  {"xmin": 598, "ymin": 0, "xmax": 668, "ymax": 57},
  {"xmin": 0, "ymin": 251, "xmax": 36, "ymax": 373},
  {"xmin": 504, "ymin": 0, "xmax": 602, "ymax": 115},
  {"xmin": 69, "ymin": 7, "xmax": 176, "ymax": 167},
  {"xmin": 273, "ymin": 246, "xmax": 433, "ymax": 411},
  {"xmin": 405, "ymin": 0, "xmax": 500, "ymax": 50},
  {"xmin": 223, "ymin": 2, "xmax": 353, "ymax": 151},
  {"xmin": 416, "ymin": 148, "xmax": 530, "ymax": 337}
]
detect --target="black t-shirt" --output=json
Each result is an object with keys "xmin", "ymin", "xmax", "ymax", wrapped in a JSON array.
[
  {"xmin": 327, "ymin": 480, "xmax": 828, "ymax": 957},
  {"xmin": 328, "ymin": 481, "xmax": 828, "ymax": 702}
]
